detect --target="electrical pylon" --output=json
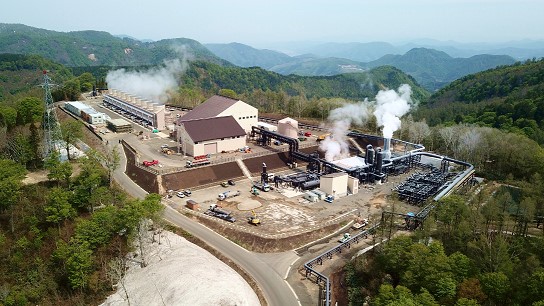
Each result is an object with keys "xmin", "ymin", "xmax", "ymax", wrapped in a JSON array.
[{"xmin": 41, "ymin": 70, "xmax": 63, "ymax": 159}]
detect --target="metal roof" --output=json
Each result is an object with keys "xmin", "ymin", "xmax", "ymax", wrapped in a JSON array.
[
  {"xmin": 178, "ymin": 95, "xmax": 240, "ymax": 122},
  {"xmin": 182, "ymin": 116, "xmax": 246, "ymax": 143}
]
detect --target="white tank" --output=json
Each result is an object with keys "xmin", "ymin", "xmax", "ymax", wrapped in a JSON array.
[{"xmin": 278, "ymin": 117, "xmax": 299, "ymax": 139}]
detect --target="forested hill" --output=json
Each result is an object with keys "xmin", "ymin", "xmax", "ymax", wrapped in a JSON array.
[
  {"xmin": 417, "ymin": 58, "xmax": 544, "ymax": 144},
  {"xmin": 0, "ymin": 53, "xmax": 73, "ymax": 102},
  {"xmin": 0, "ymin": 23, "xmax": 228, "ymax": 67},
  {"xmin": 178, "ymin": 62, "xmax": 430, "ymax": 102}
]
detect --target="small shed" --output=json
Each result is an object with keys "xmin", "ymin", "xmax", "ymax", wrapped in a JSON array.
[
  {"xmin": 277, "ymin": 117, "xmax": 298, "ymax": 139},
  {"xmin": 310, "ymin": 189, "xmax": 327, "ymax": 200},
  {"xmin": 303, "ymin": 191, "xmax": 318, "ymax": 203},
  {"xmin": 347, "ymin": 176, "xmax": 359, "ymax": 195}
]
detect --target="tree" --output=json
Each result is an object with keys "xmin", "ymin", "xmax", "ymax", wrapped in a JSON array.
[
  {"xmin": 65, "ymin": 239, "xmax": 93, "ymax": 290},
  {"xmin": 44, "ymin": 150, "xmax": 73, "ymax": 186},
  {"xmin": 457, "ymin": 278, "xmax": 487, "ymax": 304},
  {"xmin": 102, "ymin": 146, "xmax": 120, "ymax": 187},
  {"xmin": 408, "ymin": 120, "xmax": 431, "ymax": 145},
  {"xmin": 479, "ymin": 272, "xmax": 510, "ymax": 305},
  {"xmin": 218, "ymin": 88, "xmax": 237, "ymax": 99},
  {"xmin": 16, "ymin": 97, "xmax": 44, "ymax": 125},
  {"xmin": 60, "ymin": 120, "xmax": 84, "ymax": 160},
  {"xmin": 44, "ymin": 187, "xmax": 76, "ymax": 232}
]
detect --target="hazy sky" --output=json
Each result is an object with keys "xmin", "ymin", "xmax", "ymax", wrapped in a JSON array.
[{"xmin": 2, "ymin": 0, "xmax": 543, "ymax": 46}]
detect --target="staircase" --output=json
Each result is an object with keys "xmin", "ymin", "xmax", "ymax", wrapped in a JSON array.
[
  {"xmin": 236, "ymin": 159, "xmax": 253, "ymax": 181},
  {"xmin": 349, "ymin": 137, "xmax": 365, "ymax": 154}
]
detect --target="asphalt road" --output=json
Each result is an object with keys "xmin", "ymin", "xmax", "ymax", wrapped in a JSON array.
[{"xmin": 111, "ymin": 141, "xmax": 301, "ymax": 306}]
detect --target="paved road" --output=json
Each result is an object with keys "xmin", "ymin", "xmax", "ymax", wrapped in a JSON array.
[{"xmin": 111, "ymin": 141, "xmax": 301, "ymax": 306}]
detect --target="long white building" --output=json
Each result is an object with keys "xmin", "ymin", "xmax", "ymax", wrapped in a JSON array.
[{"xmin": 103, "ymin": 89, "xmax": 166, "ymax": 130}]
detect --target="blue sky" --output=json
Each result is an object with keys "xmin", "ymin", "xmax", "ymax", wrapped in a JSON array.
[{"xmin": 2, "ymin": 0, "xmax": 543, "ymax": 45}]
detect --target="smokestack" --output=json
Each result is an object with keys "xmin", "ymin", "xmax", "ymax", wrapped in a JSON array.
[{"xmin": 383, "ymin": 138, "xmax": 391, "ymax": 160}]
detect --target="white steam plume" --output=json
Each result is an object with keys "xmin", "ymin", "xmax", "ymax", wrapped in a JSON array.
[
  {"xmin": 319, "ymin": 100, "xmax": 370, "ymax": 161},
  {"xmin": 373, "ymin": 84, "xmax": 413, "ymax": 138},
  {"xmin": 320, "ymin": 84, "xmax": 413, "ymax": 161},
  {"xmin": 106, "ymin": 45, "xmax": 190, "ymax": 103}
]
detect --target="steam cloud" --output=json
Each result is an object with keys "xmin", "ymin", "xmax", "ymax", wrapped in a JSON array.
[
  {"xmin": 319, "ymin": 84, "xmax": 413, "ymax": 161},
  {"xmin": 373, "ymin": 84, "xmax": 413, "ymax": 138},
  {"xmin": 105, "ymin": 45, "xmax": 190, "ymax": 103}
]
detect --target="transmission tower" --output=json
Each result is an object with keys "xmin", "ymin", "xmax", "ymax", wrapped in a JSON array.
[{"xmin": 41, "ymin": 70, "xmax": 63, "ymax": 159}]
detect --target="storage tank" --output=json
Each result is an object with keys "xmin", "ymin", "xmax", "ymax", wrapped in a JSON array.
[
  {"xmin": 375, "ymin": 149, "xmax": 384, "ymax": 174},
  {"xmin": 302, "ymin": 180, "xmax": 320, "ymax": 190},
  {"xmin": 277, "ymin": 117, "xmax": 298, "ymax": 139},
  {"xmin": 365, "ymin": 145, "xmax": 374, "ymax": 165}
]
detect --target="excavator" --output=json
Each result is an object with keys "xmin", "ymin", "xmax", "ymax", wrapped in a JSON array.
[{"xmin": 248, "ymin": 210, "xmax": 261, "ymax": 225}]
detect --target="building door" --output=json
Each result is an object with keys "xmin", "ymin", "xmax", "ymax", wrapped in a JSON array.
[{"xmin": 204, "ymin": 143, "xmax": 217, "ymax": 155}]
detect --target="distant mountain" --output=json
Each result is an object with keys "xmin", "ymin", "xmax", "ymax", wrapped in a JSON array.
[
  {"xmin": 261, "ymin": 40, "xmax": 544, "ymax": 62},
  {"xmin": 0, "ymin": 23, "xmax": 228, "ymax": 67},
  {"xmin": 303, "ymin": 42, "xmax": 400, "ymax": 62},
  {"xmin": 206, "ymin": 42, "xmax": 515, "ymax": 91},
  {"xmin": 204, "ymin": 42, "xmax": 292, "ymax": 69},
  {"xmin": 365, "ymin": 48, "xmax": 516, "ymax": 91}
]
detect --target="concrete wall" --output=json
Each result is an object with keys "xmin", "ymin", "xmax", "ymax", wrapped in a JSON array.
[
  {"xmin": 218, "ymin": 101, "xmax": 258, "ymax": 133},
  {"xmin": 193, "ymin": 137, "xmax": 246, "ymax": 156},
  {"xmin": 122, "ymin": 141, "xmax": 160, "ymax": 194},
  {"xmin": 162, "ymin": 162, "xmax": 244, "ymax": 190}
]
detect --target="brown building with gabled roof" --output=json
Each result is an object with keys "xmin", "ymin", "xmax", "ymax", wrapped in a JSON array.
[
  {"xmin": 177, "ymin": 116, "xmax": 247, "ymax": 156},
  {"xmin": 174, "ymin": 95, "xmax": 258, "ymax": 156},
  {"xmin": 176, "ymin": 95, "xmax": 258, "ymax": 133}
]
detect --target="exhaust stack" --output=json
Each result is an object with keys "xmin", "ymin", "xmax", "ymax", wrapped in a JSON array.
[{"xmin": 383, "ymin": 138, "xmax": 391, "ymax": 160}]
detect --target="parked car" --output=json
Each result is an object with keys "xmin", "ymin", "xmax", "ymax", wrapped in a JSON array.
[
  {"xmin": 176, "ymin": 191, "xmax": 185, "ymax": 198},
  {"xmin": 304, "ymin": 131, "xmax": 312, "ymax": 137},
  {"xmin": 228, "ymin": 180, "xmax": 236, "ymax": 186},
  {"xmin": 183, "ymin": 189, "xmax": 192, "ymax": 196}
]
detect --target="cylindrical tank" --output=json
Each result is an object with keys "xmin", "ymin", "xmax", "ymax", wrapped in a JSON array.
[
  {"xmin": 366, "ymin": 144, "xmax": 375, "ymax": 165},
  {"xmin": 375, "ymin": 150, "xmax": 384, "ymax": 174},
  {"xmin": 302, "ymin": 180, "xmax": 320, "ymax": 190}
]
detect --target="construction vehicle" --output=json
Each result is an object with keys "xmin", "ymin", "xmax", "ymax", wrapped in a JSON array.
[
  {"xmin": 250, "ymin": 186, "xmax": 260, "ymax": 195},
  {"xmin": 186, "ymin": 158, "xmax": 210, "ymax": 168},
  {"xmin": 205, "ymin": 204, "xmax": 236, "ymax": 222},
  {"xmin": 142, "ymin": 160, "xmax": 159, "ymax": 167},
  {"xmin": 248, "ymin": 210, "xmax": 261, "ymax": 225},
  {"xmin": 338, "ymin": 233, "xmax": 351, "ymax": 243},
  {"xmin": 317, "ymin": 133, "xmax": 331, "ymax": 142},
  {"xmin": 352, "ymin": 218, "xmax": 369, "ymax": 230},
  {"xmin": 161, "ymin": 147, "xmax": 174, "ymax": 155},
  {"xmin": 218, "ymin": 190, "xmax": 241, "ymax": 201}
]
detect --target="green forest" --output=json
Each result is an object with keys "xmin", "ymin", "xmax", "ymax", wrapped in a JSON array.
[{"xmin": 416, "ymin": 58, "xmax": 544, "ymax": 145}]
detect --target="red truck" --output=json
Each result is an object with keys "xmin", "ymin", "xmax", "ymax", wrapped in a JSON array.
[{"xmin": 142, "ymin": 160, "xmax": 159, "ymax": 167}]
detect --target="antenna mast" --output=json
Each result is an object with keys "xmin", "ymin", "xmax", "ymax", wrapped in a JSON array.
[{"xmin": 42, "ymin": 70, "xmax": 63, "ymax": 159}]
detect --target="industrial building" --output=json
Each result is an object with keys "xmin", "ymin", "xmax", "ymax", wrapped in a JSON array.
[
  {"xmin": 320, "ymin": 172, "xmax": 349, "ymax": 198},
  {"xmin": 103, "ymin": 89, "xmax": 166, "ymax": 130},
  {"xmin": 64, "ymin": 101, "xmax": 107, "ymax": 125},
  {"xmin": 177, "ymin": 95, "xmax": 258, "ymax": 133},
  {"xmin": 174, "ymin": 95, "xmax": 258, "ymax": 156},
  {"xmin": 177, "ymin": 116, "xmax": 247, "ymax": 156}
]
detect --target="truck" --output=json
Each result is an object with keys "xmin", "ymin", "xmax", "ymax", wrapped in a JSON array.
[
  {"xmin": 142, "ymin": 160, "xmax": 159, "ymax": 167},
  {"xmin": 253, "ymin": 182, "xmax": 271, "ymax": 192},
  {"xmin": 338, "ymin": 233, "xmax": 352, "ymax": 243},
  {"xmin": 205, "ymin": 204, "xmax": 236, "ymax": 222},
  {"xmin": 186, "ymin": 159, "xmax": 210, "ymax": 168},
  {"xmin": 218, "ymin": 190, "xmax": 241, "ymax": 201},
  {"xmin": 352, "ymin": 218, "xmax": 369, "ymax": 230},
  {"xmin": 324, "ymin": 195, "xmax": 334, "ymax": 203}
]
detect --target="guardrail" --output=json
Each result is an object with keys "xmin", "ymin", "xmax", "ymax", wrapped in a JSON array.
[{"xmin": 303, "ymin": 224, "xmax": 380, "ymax": 306}]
